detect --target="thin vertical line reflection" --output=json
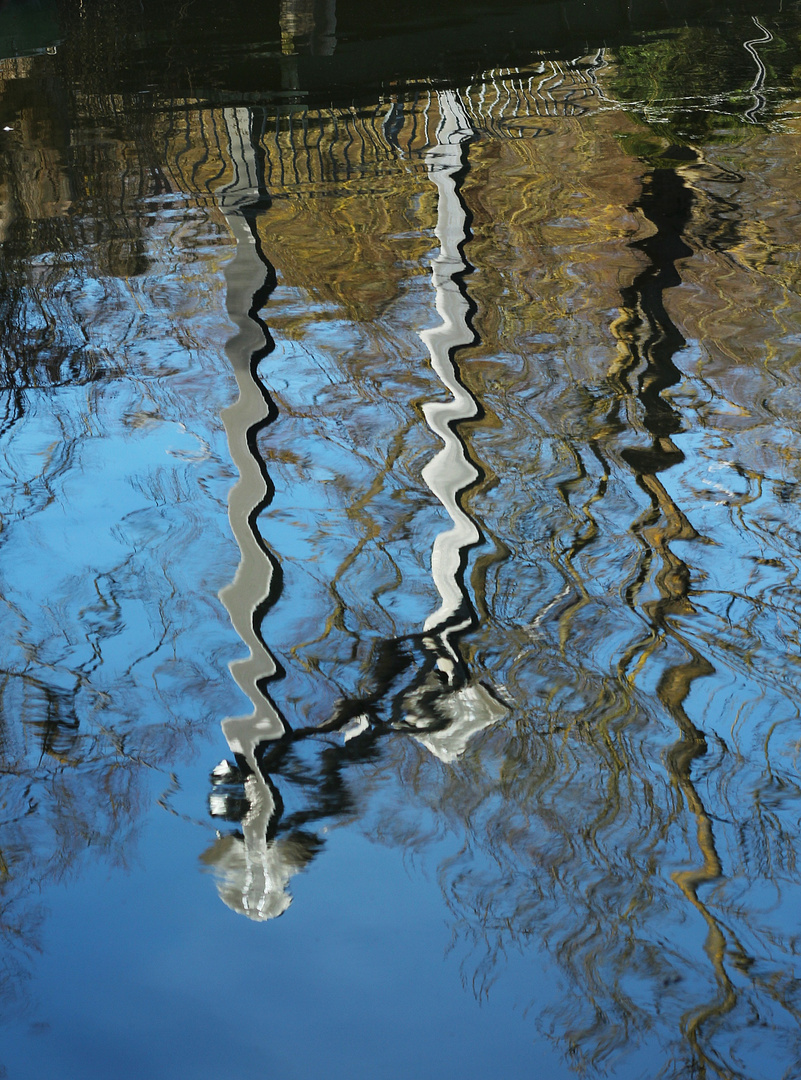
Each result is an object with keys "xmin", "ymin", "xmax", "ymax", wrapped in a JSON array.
[
  {"xmin": 411, "ymin": 89, "xmax": 506, "ymax": 761},
  {"xmin": 743, "ymin": 16, "xmax": 773, "ymax": 124}
]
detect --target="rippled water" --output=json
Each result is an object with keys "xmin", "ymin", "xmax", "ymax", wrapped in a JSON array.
[{"xmin": 2, "ymin": 2, "xmax": 801, "ymax": 1077}]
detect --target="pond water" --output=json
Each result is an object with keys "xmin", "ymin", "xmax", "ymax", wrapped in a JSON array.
[{"xmin": 2, "ymin": 1, "xmax": 801, "ymax": 1077}]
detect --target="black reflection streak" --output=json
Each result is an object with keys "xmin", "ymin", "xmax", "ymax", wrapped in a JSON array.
[
  {"xmin": 611, "ymin": 155, "xmax": 748, "ymax": 1067},
  {"xmin": 239, "ymin": 199, "xmax": 287, "ymax": 689}
]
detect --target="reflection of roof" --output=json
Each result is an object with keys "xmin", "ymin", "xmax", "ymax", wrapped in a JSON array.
[
  {"xmin": 0, "ymin": 0, "xmax": 60, "ymax": 61},
  {"xmin": 201, "ymin": 832, "xmax": 306, "ymax": 921},
  {"xmin": 409, "ymin": 682, "xmax": 507, "ymax": 764}
]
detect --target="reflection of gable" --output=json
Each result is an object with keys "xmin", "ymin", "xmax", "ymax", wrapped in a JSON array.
[
  {"xmin": 155, "ymin": 63, "xmax": 623, "ymax": 324},
  {"xmin": 409, "ymin": 682, "xmax": 507, "ymax": 764}
]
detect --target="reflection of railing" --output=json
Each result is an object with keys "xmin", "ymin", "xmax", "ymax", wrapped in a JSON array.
[{"xmin": 252, "ymin": 59, "xmax": 607, "ymax": 190}]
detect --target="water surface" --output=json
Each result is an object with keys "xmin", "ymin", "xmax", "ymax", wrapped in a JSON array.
[{"xmin": 1, "ymin": 2, "xmax": 801, "ymax": 1077}]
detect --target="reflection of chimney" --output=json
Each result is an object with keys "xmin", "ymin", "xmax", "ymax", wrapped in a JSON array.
[
  {"xmin": 418, "ymin": 92, "xmax": 480, "ymax": 644},
  {"xmin": 312, "ymin": 0, "xmax": 337, "ymax": 57}
]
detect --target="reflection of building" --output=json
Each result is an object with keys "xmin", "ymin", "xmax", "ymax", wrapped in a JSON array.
[
  {"xmin": 198, "ymin": 91, "xmax": 511, "ymax": 917},
  {"xmin": 202, "ymin": 766, "xmax": 316, "ymax": 920},
  {"xmin": 170, "ymin": 62, "xmax": 657, "ymax": 920},
  {"xmin": 3, "ymin": 9, "xmax": 801, "ymax": 1072},
  {"xmin": 178, "ymin": 69, "xmax": 637, "ymax": 918}
]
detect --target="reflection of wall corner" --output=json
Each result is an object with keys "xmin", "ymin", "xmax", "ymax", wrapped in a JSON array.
[
  {"xmin": 412, "ymin": 89, "xmax": 506, "ymax": 758},
  {"xmin": 218, "ymin": 112, "xmax": 284, "ymax": 754}
]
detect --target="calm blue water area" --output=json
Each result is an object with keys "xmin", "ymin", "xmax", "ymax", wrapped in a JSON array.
[{"xmin": 7, "ymin": 754, "xmax": 572, "ymax": 1080}]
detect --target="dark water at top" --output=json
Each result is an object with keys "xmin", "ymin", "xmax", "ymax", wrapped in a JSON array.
[{"xmin": 2, "ymin": 2, "xmax": 801, "ymax": 1077}]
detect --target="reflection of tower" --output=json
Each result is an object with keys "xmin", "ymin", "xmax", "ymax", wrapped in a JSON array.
[
  {"xmin": 201, "ymin": 110, "xmax": 309, "ymax": 921},
  {"xmin": 409, "ymin": 89, "xmax": 506, "ymax": 761}
]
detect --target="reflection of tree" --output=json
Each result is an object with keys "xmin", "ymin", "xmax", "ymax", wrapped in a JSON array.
[
  {"xmin": 2, "ymin": 7, "xmax": 801, "ymax": 1072},
  {"xmin": 435, "ymin": 155, "xmax": 801, "ymax": 1074},
  {"xmin": 0, "ymin": 667, "xmax": 152, "ymax": 1016},
  {"xmin": 611, "ymin": 10, "xmax": 792, "ymax": 144},
  {"xmin": 0, "ymin": 39, "xmax": 161, "ymax": 452},
  {"xmin": 0, "ymin": 32, "xmax": 246, "ymax": 1023},
  {"xmin": 607, "ymin": 159, "xmax": 800, "ymax": 1076}
]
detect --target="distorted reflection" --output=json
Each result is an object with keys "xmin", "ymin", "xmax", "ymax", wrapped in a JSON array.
[
  {"xmin": 197, "ymin": 43, "xmax": 801, "ymax": 1073},
  {"xmin": 2, "ymin": 4, "xmax": 801, "ymax": 1076},
  {"xmin": 204, "ymin": 88, "xmax": 505, "ymax": 919},
  {"xmin": 743, "ymin": 16, "xmax": 773, "ymax": 123},
  {"xmin": 609, "ymin": 153, "xmax": 737, "ymax": 1067}
]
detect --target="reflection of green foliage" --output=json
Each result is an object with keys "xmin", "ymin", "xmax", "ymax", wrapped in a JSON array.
[
  {"xmin": 614, "ymin": 29, "xmax": 740, "ymax": 104},
  {"xmin": 610, "ymin": 15, "xmax": 801, "ymax": 153},
  {"xmin": 614, "ymin": 131, "xmax": 688, "ymax": 169}
]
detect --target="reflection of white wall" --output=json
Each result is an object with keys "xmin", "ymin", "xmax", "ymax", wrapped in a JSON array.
[{"xmin": 413, "ymin": 91, "xmax": 506, "ymax": 759}]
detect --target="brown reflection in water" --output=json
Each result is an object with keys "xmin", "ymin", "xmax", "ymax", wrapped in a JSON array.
[
  {"xmin": 203, "ymin": 89, "xmax": 510, "ymax": 916},
  {"xmin": 609, "ymin": 156, "xmax": 742, "ymax": 1066},
  {"xmin": 159, "ymin": 68, "xmax": 801, "ymax": 1073}
]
